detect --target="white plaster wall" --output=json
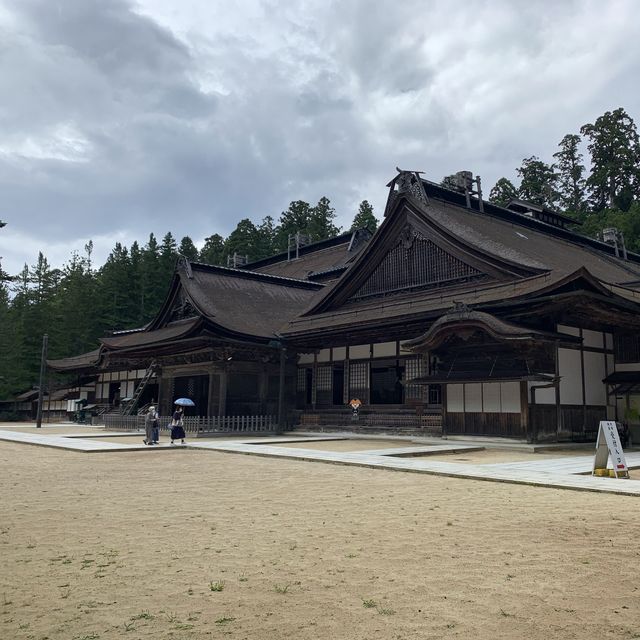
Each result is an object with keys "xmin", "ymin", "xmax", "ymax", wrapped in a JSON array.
[
  {"xmin": 583, "ymin": 329, "xmax": 603, "ymax": 349},
  {"xmin": 614, "ymin": 362, "xmax": 640, "ymax": 372},
  {"xmin": 373, "ymin": 342, "xmax": 397, "ymax": 358},
  {"xmin": 349, "ymin": 344, "xmax": 370, "ymax": 359},
  {"xmin": 332, "ymin": 347, "xmax": 346, "ymax": 361},
  {"xmin": 464, "ymin": 383, "xmax": 482, "ymax": 412},
  {"xmin": 317, "ymin": 349, "xmax": 331, "ymax": 363},
  {"xmin": 482, "ymin": 383, "xmax": 501, "ymax": 412},
  {"xmin": 583, "ymin": 351, "xmax": 606, "ymax": 405},
  {"xmin": 447, "ymin": 384, "xmax": 464, "ymax": 412},
  {"xmin": 530, "ymin": 383, "xmax": 556, "ymax": 405},
  {"xmin": 605, "ymin": 333, "xmax": 613, "ymax": 350},
  {"xmin": 298, "ymin": 353, "xmax": 314, "ymax": 364},
  {"xmin": 557, "ymin": 324, "xmax": 580, "ymax": 336},
  {"xmin": 500, "ymin": 382, "xmax": 521, "ymax": 413},
  {"xmin": 559, "ymin": 348, "xmax": 583, "ymax": 405}
]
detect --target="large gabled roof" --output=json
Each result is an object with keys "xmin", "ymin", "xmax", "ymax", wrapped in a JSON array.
[{"xmin": 281, "ymin": 171, "xmax": 640, "ymax": 340}]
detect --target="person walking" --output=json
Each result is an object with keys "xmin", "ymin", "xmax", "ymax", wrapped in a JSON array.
[
  {"xmin": 171, "ymin": 406, "xmax": 186, "ymax": 445},
  {"xmin": 143, "ymin": 406, "xmax": 156, "ymax": 445}
]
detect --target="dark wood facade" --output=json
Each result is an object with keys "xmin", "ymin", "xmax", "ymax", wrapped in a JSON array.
[{"xmin": 48, "ymin": 171, "xmax": 640, "ymax": 441}]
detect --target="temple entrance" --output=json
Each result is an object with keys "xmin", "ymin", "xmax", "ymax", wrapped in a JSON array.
[
  {"xmin": 173, "ymin": 375, "xmax": 209, "ymax": 415},
  {"xmin": 370, "ymin": 360, "xmax": 404, "ymax": 404}
]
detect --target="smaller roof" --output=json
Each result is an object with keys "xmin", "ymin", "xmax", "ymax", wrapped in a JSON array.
[
  {"xmin": 48, "ymin": 349, "xmax": 102, "ymax": 372},
  {"xmin": 402, "ymin": 305, "xmax": 577, "ymax": 353},
  {"xmin": 603, "ymin": 371, "xmax": 640, "ymax": 395}
]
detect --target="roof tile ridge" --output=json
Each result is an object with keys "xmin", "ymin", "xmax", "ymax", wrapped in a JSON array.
[{"xmin": 187, "ymin": 260, "xmax": 324, "ymax": 287}]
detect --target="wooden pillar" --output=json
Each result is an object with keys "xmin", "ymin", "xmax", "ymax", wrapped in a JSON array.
[
  {"xmin": 312, "ymin": 353, "xmax": 317, "ymax": 410},
  {"xmin": 259, "ymin": 366, "xmax": 268, "ymax": 413},
  {"xmin": 579, "ymin": 328, "xmax": 587, "ymax": 433},
  {"xmin": 521, "ymin": 380, "xmax": 532, "ymax": 443},
  {"xmin": 343, "ymin": 355, "xmax": 350, "ymax": 405},
  {"xmin": 278, "ymin": 347, "xmax": 286, "ymax": 427},
  {"xmin": 441, "ymin": 385, "xmax": 447, "ymax": 438},
  {"xmin": 207, "ymin": 371, "xmax": 219, "ymax": 417},
  {"xmin": 219, "ymin": 367, "xmax": 227, "ymax": 416},
  {"xmin": 554, "ymin": 341, "xmax": 562, "ymax": 437}
]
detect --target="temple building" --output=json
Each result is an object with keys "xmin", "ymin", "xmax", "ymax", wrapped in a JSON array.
[{"xmin": 47, "ymin": 170, "xmax": 640, "ymax": 442}]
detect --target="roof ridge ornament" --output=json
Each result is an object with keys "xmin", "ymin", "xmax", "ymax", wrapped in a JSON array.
[
  {"xmin": 451, "ymin": 301, "xmax": 470, "ymax": 314},
  {"xmin": 384, "ymin": 168, "xmax": 429, "ymax": 216},
  {"xmin": 177, "ymin": 255, "xmax": 194, "ymax": 279}
]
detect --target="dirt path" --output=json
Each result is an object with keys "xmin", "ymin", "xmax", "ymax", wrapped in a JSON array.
[{"xmin": 1, "ymin": 441, "xmax": 638, "ymax": 639}]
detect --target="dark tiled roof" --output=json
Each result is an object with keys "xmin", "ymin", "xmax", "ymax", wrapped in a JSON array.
[
  {"xmin": 246, "ymin": 230, "xmax": 371, "ymax": 281},
  {"xmin": 423, "ymin": 189, "xmax": 640, "ymax": 285},
  {"xmin": 181, "ymin": 263, "xmax": 323, "ymax": 339},
  {"xmin": 101, "ymin": 318, "xmax": 201, "ymax": 349},
  {"xmin": 48, "ymin": 349, "xmax": 101, "ymax": 372}
]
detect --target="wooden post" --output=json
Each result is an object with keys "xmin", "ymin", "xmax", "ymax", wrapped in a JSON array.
[
  {"xmin": 521, "ymin": 380, "xmax": 532, "ymax": 443},
  {"xmin": 277, "ymin": 347, "xmax": 286, "ymax": 428},
  {"xmin": 579, "ymin": 329, "xmax": 587, "ymax": 437},
  {"xmin": 219, "ymin": 367, "xmax": 227, "ymax": 417},
  {"xmin": 36, "ymin": 334, "xmax": 48, "ymax": 429}
]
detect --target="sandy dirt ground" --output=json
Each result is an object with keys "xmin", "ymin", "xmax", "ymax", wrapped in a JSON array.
[{"xmin": 2, "ymin": 442, "xmax": 640, "ymax": 640}]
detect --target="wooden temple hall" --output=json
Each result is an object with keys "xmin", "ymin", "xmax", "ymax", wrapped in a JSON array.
[{"xmin": 48, "ymin": 169, "xmax": 640, "ymax": 442}]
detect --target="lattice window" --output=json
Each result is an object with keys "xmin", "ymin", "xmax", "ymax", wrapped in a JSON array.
[
  {"xmin": 615, "ymin": 333, "xmax": 640, "ymax": 363},
  {"xmin": 351, "ymin": 229, "xmax": 487, "ymax": 300},
  {"xmin": 296, "ymin": 368, "xmax": 307, "ymax": 392},
  {"xmin": 316, "ymin": 365, "xmax": 332, "ymax": 406},
  {"xmin": 404, "ymin": 356, "xmax": 426, "ymax": 401},
  {"xmin": 349, "ymin": 362, "xmax": 369, "ymax": 403}
]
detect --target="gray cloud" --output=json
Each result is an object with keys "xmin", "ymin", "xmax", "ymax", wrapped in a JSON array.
[{"xmin": 1, "ymin": 0, "xmax": 640, "ymax": 274}]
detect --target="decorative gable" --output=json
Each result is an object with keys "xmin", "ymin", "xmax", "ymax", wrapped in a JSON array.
[
  {"xmin": 166, "ymin": 289, "xmax": 198, "ymax": 323},
  {"xmin": 349, "ymin": 226, "xmax": 490, "ymax": 301}
]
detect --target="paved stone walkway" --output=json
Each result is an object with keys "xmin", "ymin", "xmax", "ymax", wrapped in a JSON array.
[{"xmin": 1, "ymin": 429, "xmax": 639, "ymax": 495}]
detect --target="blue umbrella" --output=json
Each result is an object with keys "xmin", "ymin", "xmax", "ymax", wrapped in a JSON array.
[{"xmin": 174, "ymin": 398, "xmax": 195, "ymax": 407}]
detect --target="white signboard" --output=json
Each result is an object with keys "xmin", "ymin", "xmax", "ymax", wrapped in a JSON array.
[{"xmin": 592, "ymin": 421, "xmax": 629, "ymax": 478}]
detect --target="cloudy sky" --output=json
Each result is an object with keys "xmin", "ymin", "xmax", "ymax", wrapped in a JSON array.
[{"xmin": 1, "ymin": 0, "xmax": 639, "ymax": 274}]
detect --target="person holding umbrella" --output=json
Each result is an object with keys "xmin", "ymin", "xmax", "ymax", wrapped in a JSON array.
[{"xmin": 171, "ymin": 398, "xmax": 193, "ymax": 445}]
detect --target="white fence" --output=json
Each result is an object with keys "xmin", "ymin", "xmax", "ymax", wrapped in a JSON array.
[{"xmin": 104, "ymin": 414, "xmax": 279, "ymax": 434}]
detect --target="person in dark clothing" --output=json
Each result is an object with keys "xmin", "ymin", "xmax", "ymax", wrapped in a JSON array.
[
  {"xmin": 144, "ymin": 406, "xmax": 156, "ymax": 445},
  {"xmin": 171, "ymin": 406, "xmax": 186, "ymax": 445}
]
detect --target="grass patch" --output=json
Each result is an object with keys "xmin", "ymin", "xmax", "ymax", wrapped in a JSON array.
[
  {"xmin": 362, "ymin": 599, "xmax": 377, "ymax": 608},
  {"xmin": 130, "ymin": 611, "xmax": 154, "ymax": 621},
  {"xmin": 209, "ymin": 580, "xmax": 225, "ymax": 592},
  {"xmin": 215, "ymin": 617, "xmax": 236, "ymax": 625},
  {"xmin": 273, "ymin": 583, "xmax": 290, "ymax": 594}
]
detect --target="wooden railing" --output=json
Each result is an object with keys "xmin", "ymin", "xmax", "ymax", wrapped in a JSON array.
[
  {"xmin": 104, "ymin": 414, "xmax": 279, "ymax": 434},
  {"xmin": 298, "ymin": 410, "xmax": 442, "ymax": 433}
]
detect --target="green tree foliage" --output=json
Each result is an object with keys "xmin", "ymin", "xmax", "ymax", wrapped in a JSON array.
[
  {"xmin": 488, "ymin": 178, "xmax": 518, "ymax": 207},
  {"xmin": 309, "ymin": 197, "xmax": 341, "ymax": 240},
  {"xmin": 516, "ymin": 156, "xmax": 559, "ymax": 207},
  {"xmin": 273, "ymin": 200, "xmax": 313, "ymax": 252},
  {"xmin": 273, "ymin": 197, "xmax": 341, "ymax": 252},
  {"xmin": 553, "ymin": 134, "xmax": 587, "ymax": 218},
  {"xmin": 351, "ymin": 200, "xmax": 378, "ymax": 233},
  {"xmin": 199, "ymin": 233, "xmax": 225, "ymax": 265},
  {"xmin": 225, "ymin": 218, "xmax": 260, "ymax": 264},
  {"xmin": 178, "ymin": 236, "xmax": 199, "ymax": 261},
  {"xmin": 580, "ymin": 108, "xmax": 640, "ymax": 211}
]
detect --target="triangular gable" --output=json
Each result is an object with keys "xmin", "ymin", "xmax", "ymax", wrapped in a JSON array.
[
  {"xmin": 304, "ymin": 195, "xmax": 543, "ymax": 315},
  {"xmin": 349, "ymin": 225, "xmax": 488, "ymax": 301}
]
